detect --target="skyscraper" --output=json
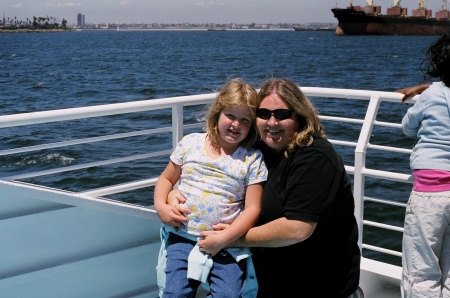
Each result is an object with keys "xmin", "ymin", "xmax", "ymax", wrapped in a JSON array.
[
  {"xmin": 77, "ymin": 13, "xmax": 82, "ymax": 27},
  {"xmin": 77, "ymin": 13, "xmax": 85, "ymax": 27}
]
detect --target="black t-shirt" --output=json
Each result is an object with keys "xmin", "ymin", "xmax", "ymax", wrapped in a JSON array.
[{"xmin": 252, "ymin": 137, "xmax": 360, "ymax": 297}]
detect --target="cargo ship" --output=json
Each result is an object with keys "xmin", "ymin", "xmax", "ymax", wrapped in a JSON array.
[{"xmin": 332, "ymin": 0, "xmax": 450, "ymax": 35}]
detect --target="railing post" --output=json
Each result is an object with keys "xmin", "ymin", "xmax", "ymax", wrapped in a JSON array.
[
  {"xmin": 353, "ymin": 95, "xmax": 381, "ymax": 250},
  {"xmin": 172, "ymin": 104, "xmax": 184, "ymax": 149}
]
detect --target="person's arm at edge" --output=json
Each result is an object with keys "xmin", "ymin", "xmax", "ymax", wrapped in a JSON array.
[
  {"xmin": 401, "ymin": 90, "xmax": 428, "ymax": 137},
  {"xmin": 396, "ymin": 84, "xmax": 431, "ymax": 103}
]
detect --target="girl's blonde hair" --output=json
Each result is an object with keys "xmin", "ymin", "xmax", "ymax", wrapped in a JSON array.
[
  {"xmin": 205, "ymin": 79, "xmax": 258, "ymax": 149},
  {"xmin": 257, "ymin": 78, "xmax": 326, "ymax": 154}
]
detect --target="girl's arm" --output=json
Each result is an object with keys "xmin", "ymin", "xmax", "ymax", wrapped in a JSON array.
[
  {"xmin": 154, "ymin": 161, "xmax": 187, "ymax": 226},
  {"xmin": 401, "ymin": 90, "xmax": 429, "ymax": 137},
  {"xmin": 396, "ymin": 84, "xmax": 431, "ymax": 103},
  {"xmin": 197, "ymin": 182, "xmax": 264, "ymax": 256}
]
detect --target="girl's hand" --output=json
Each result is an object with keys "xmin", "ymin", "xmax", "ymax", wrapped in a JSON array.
[{"xmin": 396, "ymin": 84, "xmax": 430, "ymax": 103}]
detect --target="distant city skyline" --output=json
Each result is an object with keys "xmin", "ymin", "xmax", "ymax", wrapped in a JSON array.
[{"xmin": 2, "ymin": 0, "xmax": 445, "ymax": 25}]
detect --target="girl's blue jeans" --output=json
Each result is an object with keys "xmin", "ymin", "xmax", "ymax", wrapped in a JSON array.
[{"xmin": 163, "ymin": 233, "xmax": 246, "ymax": 298}]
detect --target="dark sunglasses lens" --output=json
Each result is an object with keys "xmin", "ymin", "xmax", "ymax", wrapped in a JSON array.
[
  {"xmin": 256, "ymin": 109, "xmax": 292, "ymax": 120},
  {"xmin": 256, "ymin": 109, "xmax": 271, "ymax": 119},
  {"xmin": 273, "ymin": 110, "xmax": 292, "ymax": 120}
]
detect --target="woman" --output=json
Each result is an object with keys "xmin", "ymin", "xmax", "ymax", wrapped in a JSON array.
[{"xmin": 163, "ymin": 78, "xmax": 362, "ymax": 297}]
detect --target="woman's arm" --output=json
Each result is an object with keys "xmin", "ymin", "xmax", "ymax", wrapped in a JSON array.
[
  {"xmin": 222, "ymin": 145, "xmax": 337, "ymax": 249},
  {"xmin": 198, "ymin": 182, "xmax": 264, "ymax": 255},
  {"xmin": 206, "ymin": 217, "xmax": 316, "ymax": 248},
  {"xmin": 236, "ymin": 217, "xmax": 316, "ymax": 248}
]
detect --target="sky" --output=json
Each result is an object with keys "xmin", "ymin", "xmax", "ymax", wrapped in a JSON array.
[{"xmin": 1, "ymin": 0, "xmax": 445, "ymax": 25}]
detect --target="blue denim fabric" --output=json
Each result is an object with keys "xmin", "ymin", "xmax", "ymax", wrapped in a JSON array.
[{"xmin": 163, "ymin": 233, "xmax": 246, "ymax": 298}]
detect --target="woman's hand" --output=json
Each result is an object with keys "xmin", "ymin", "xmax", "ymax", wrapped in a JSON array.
[
  {"xmin": 168, "ymin": 188, "xmax": 186, "ymax": 205},
  {"xmin": 168, "ymin": 189, "xmax": 191, "ymax": 214},
  {"xmin": 155, "ymin": 189, "xmax": 190, "ymax": 229},
  {"xmin": 156, "ymin": 203, "xmax": 188, "ymax": 229}
]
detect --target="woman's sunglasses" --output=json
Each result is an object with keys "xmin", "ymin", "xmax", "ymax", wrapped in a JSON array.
[{"xmin": 256, "ymin": 108, "xmax": 293, "ymax": 120}]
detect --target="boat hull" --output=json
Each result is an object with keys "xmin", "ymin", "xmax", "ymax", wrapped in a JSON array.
[{"xmin": 332, "ymin": 8, "xmax": 450, "ymax": 35}]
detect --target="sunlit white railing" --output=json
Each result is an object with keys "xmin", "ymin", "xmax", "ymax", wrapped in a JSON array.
[{"xmin": 0, "ymin": 87, "xmax": 418, "ymax": 263}]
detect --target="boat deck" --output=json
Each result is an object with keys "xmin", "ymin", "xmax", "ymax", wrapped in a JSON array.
[{"xmin": 0, "ymin": 87, "xmax": 414, "ymax": 297}]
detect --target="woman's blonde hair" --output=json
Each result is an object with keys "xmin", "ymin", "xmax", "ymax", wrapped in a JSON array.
[
  {"xmin": 257, "ymin": 78, "xmax": 325, "ymax": 154},
  {"xmin": 205, "ymin": 79, "xmax": 258, "ymax": 149}
]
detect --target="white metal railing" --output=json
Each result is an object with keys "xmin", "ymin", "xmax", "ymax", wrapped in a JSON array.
[{"xmin": 0, "ymin": 87, "xmax": 419, "ymax": 263}]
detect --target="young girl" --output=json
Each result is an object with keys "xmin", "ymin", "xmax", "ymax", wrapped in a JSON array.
[
  {"xmin": 154, "ymin": 79, "xmax": 267, "ymax": 297},
  {"xmin": 401, "ymin": 34, "xmax": 450, "ymax": 297}
]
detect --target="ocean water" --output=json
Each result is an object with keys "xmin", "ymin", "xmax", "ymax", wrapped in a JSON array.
[{"xmin": 0, "ymin": 30, "xmax": 441, "ymax": 265}]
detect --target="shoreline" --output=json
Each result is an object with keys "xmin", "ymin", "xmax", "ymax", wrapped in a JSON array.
[
  {"xmin": 0, "ymin": 28, "xmax": 71, "ymax": 33},
  {"xmin": 1, "ymin": 27, "xmax": 336, "ymax": 33}
]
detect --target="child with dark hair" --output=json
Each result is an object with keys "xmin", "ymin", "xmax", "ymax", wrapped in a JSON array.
[{"xmin": 401, "ymin": 34, "xmax": 450, "ymax": 297}]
